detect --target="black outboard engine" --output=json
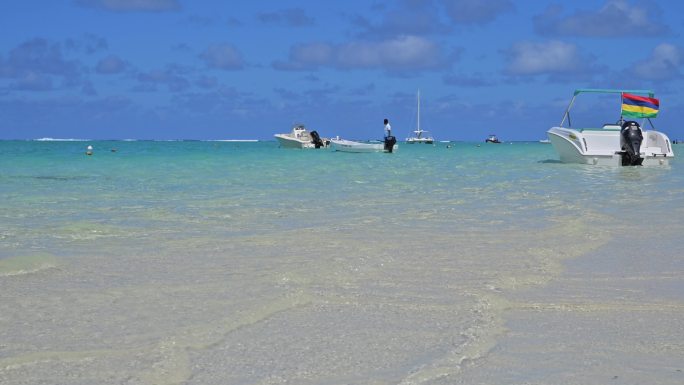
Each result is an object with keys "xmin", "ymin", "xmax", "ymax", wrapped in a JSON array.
[
  {"xmin": 384, "ymin": 135, "xmax": 397, "ymax": 153},
  {"xmin": 620, "ymin": 121, "xmax": 644, "ymax": 166},
  {"xmin": 310, "ymin": 130, "xmax": 324, "ymax": 149}
]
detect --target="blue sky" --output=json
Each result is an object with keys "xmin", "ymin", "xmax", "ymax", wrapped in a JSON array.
[{"xmin": 1, "ymin": 0, "xmax": 683, "ymax": 141}]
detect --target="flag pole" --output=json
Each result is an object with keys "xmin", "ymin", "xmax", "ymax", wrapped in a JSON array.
[{"xmin": 620, "ymin": 92, "xmax": 625, "ymax": 125}]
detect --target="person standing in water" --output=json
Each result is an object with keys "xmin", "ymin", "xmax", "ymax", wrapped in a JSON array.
[{"xmin": 383, "ymin": 118, "xmax": 396, "ymax": 153}]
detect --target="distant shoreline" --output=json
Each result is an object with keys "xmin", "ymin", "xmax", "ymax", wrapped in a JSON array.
[{"xmin": 13, "ymin": 138, "xmax": 262, "ymax": 142}]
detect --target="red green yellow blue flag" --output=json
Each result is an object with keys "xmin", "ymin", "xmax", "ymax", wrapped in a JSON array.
[{"xmin": 621, "ymin": 93, "xmax": 659, "ymax": 118}]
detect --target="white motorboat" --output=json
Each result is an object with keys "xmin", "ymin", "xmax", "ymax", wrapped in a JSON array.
[
  {"xmin": 485, "ymin": 134, "xmax": 501, "ymax": 143},
  {"xmin": 547, "ymin": 89, "xmax": 674, "ymax": 166},
  {"xmin": 405, "ymin": 90, "xmax": 434, "ymax": 144},
  {"xmin": 330, "ymin": 138, "xmax": 398, "ymax": 153},
  {"xmin": 274, "ymin": 124, "xmax": 328, "ymax": 149}
]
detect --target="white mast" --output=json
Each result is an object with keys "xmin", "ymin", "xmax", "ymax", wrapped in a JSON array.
[{"xmin": 417, "ymin": 89, "xmax": 421, "ymax": 132}]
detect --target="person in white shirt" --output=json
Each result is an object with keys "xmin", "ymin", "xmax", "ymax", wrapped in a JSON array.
[{"xmin": 384, "ymin": 118, "xmax": 391, "ymax": 138}]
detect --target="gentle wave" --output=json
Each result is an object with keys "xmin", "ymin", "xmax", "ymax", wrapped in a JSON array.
[{"xmin": 0, "ymin": 254, "xmax": 60, "ymax": 276}]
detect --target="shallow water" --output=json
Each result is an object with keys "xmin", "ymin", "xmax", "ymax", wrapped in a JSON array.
[{"xmin": 1, "ymin": 140, "xmax": 683, "ymax": 384}]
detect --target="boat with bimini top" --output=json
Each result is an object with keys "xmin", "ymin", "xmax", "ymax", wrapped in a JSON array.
[{"xmin": 546, "ymin": 89, "xmax": 674, "ymax": 166}]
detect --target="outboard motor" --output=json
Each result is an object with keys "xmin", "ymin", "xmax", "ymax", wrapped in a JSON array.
[
  {"xmin": 384, "ymin": 135, "xmax": 397, "ymax": 153},
  {"xmin": 620, "ymin": 121, "xmax": 644, "ymax": 166},
  {"xmin": 310, "ymin": 130, "xmax": 324, "ymax": 149}
]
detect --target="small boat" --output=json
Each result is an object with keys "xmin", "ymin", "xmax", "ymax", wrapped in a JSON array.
[
  {"xmin": 539, "ymin": 139, "xmax": 551, "ymax": 144},
  {"xmin": 406, "ymin": 90, "xmax": 434, "ymax": 144},
  {"xmin": 274, "ymin": 124, "xmax": 329, "ymax": 149},
  {"xmin": 330, "ymin": 138, "xmax": 398, "ymax": 153},
  {"xmin": 485, "ymin": 134, "xmax": 501, "ymax": 143},
  {"xmin": 547, "ymin": 89, "xmax": 674, "ymax": 166},
  {"xmin": 406, "ymin": 130, "xmax": 433, "ymax": 144}
]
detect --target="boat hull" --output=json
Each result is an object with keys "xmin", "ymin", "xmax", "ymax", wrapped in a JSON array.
[
  {"xmin": 406, "ymin": 138, "xmax": 433, "ymax": 144},
  {"xmin": 274, "ymin": 134, "xmax": 315, "ymax": 149},
  {"xmin": 330, "ymin": 139, "xmax": 398, "ymax": 153},
  {"xmin": 547, "ymin": 127, "xmax": 673, "ymax": 166}
]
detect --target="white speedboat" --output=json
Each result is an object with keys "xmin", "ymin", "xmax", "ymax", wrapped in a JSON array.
[
  {"xmin": 547, "ymin": 89, "xmax": 674, "ymax": 166},
  {"xmin": 406, "ymin": 90, "xmax": 434, "ymax": 144},
  {"xmin": 274, "ymin": 124, "xmax": 328, "ymax": 149},
  {"xmin": 485, "ymin": 134, "xmax": 501, "ymax": 143},
  {"xmin": 330, "ymin": 138, "xmax": 398, "ymax": 153}
]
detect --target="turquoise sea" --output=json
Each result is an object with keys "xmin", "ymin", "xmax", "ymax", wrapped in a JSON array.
[{"xmin": 1, "ymin": 140, "xmax": 683, "ymax": 384}]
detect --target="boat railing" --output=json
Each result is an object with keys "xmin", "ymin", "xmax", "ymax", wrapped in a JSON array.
[{"xmin": 560, "ymin": 89, "xmax": 656, "ymax": 128}]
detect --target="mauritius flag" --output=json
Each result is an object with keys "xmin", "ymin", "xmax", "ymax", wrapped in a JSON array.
[{"xmin": 621, "ymin": 93, "xmax": 659, "ymax": 118}]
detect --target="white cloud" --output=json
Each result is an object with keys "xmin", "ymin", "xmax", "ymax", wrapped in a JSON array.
[
  {"xmin": 257, "ymin": 8, "xmax": 315, "ymax": 27},
  {"xmin": 292, "ymin": 43, "xmax": 334, "ymax": 66},
  {"xmin": 505, "ymin": 40, "xmax": 585, "ymax": 75},
  {"xmin": 199, "ymin": 44, "xmax": 244, "ymax": 71},
  {"xmin": 96, "ymin": 55, "xmax": 127, "ymax": 74},
  {"xmin": 10, "ymin": 71, "xmax": 54, "ymax": 91},
  {"xmin": 273, "ymin": 35, "xmax": 445, "ymax": 72},
  {"xmin": 135, "ymin": 67, "xmax": 190, "ymax": 92},
  {"xmin": 630, "ymin": 43, "xmax": 683, "ymax": 81},
  {"xmin": 0, "ymin": 38, "xmax": 84, "ymax": 91},
  {"xmin": 534, "ymin": 0, "xmax": 667, "ymax": 37},
  {"xmin": 441, "ymin": 0, "xmax": 514, "ymax": 25},
  {"xmin": 75, "ymin": 0, "xmax": 180, "ymax": 12},
  {"xmin": 351, "ymin": 3, "xmax": 446, "ymax": 38}
]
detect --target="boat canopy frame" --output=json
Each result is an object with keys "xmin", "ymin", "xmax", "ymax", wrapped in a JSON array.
[{"xmin": 559, "ymin": 88, "xmax": 656, "ymax": 129}]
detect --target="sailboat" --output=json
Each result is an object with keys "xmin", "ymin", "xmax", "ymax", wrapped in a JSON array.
[{"xmin": 405, "ymin": 90, "xmax": 434, "ymax": 144}]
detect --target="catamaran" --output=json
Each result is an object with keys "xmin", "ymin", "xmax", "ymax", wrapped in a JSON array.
[{"xmin": 405, "ymin": 90, "xmax": 434, "ymax": 144}]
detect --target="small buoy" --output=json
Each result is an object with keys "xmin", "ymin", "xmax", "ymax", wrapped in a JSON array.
[
  {"xmin": 111, "ymin": 148, "xmax": 117, "ymax": 152},
  {"xmin": 86, "ymin": 145, "xmax": 93, "ymax": 156}
]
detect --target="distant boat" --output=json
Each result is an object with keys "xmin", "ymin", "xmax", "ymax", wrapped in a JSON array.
[
  {"xmin": 539, "ymin": 139, "xmax": 551, "ymax": 144},
  {"xmin": 485, "ymin": 134, "xmax": 501, "ymax": 143},
  {"xmin": 405, "ymin": 90, "xmax": 434, "ymax": 144},
  {"xmin": 330, "ymin": 138, "xmax": 398, "ymax": 153},
  {"xmin": 274, "ymin": 124, "xmax": 329, "ymax": 149}
]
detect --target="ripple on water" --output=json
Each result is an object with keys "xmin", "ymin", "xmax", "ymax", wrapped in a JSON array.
[{"xmin": 0, "ymin": 253, "xmax": 60, "ymax": 276}]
